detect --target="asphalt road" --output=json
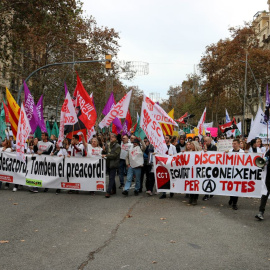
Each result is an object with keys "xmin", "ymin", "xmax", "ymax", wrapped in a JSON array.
[{"xmin": 0, "ymin": 183, "xmax": 270, "ymax": 270}]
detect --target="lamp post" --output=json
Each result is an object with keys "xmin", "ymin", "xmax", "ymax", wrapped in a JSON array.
[
  {"xmin": 240, "ymin": 53, "xmax": 262, "ymax": 135},
  {"xmin": 240, "ymin": 59, "xmax": 262, "ymax": 106},
  {"xmin": 243, "ymin": 53, "xmax": 248, "ymax": 136},
  {"xmin": 16, "ymin": 58, "xmax": 110, "ymax": 104}
]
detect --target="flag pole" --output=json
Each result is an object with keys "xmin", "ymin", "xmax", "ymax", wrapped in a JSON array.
[{"xmin": 267, "ymin": 121, "xmax": 269, "ymax": 147}]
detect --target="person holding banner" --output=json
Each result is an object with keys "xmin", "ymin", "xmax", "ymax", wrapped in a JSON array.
[
  {"xmin": 160, "ymin": 135, "xmax": 177, "ymax": 199},
  {"xmin": 256, "ymin": 138, "xmax": 266, "ymax": 153},
  {"xmin": 227, "ymin": 139, "xmax": 244, "ymax": 210},
  {"xmin": 202, "ymin": 136, "xmax": 217, "ymax": 201},
  {"xmin": 188, "ymin": 141, "xmax": 202, "ymax": 205},
  {"xmin": 176, "ymin": 135, "xmax": 186, "ymax": 153},
  {"xmin": 0, "ymin": 138, "xmax": 12, "ymax": 190},
  {"xmin": 248, "ymin": 139, "xmax": 262, "ymax": 154},
  {"xmin": 145, "ymin": 144, "xmax": 155, "ymax": 195},
  {"xmin": 102, "ymin": 133, "xmax": 121, "ymax": 198},
  {"xmin": 122, "ymin": 138, "xmax": 144, "ymax": 196},
  {"xmin": 85, "ymin": 137, "xmax": 103, "ymax": 158},
  {"xmin": 29, "ymin": 132, "xmax": 54, "ymax": 193},
  {"xmin": 119, "ymin": 135, "xmax": 132, "ymax": 189},
  {"xmin": 67, "ymin": 134, "xmax": 85, "ymax": 157},
  {"xmin": 66, "ymin": 134, "xmax": 85, "ymax": 194},
  {"xmin": 140, "ymin": 137, "xmax": 151, "ymax": 193}
]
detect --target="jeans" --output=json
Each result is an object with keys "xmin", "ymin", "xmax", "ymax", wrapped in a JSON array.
[
  {"xmin": 119, "ymin": 159, "xmax": 126, "ymax": 185},
  {"xmin": 107, "ymin": 168, "xmax": 117, "ymax": 194},
  {"xmin": 124, "ymin": 167, "xmax": 141, "ymax": 192}
]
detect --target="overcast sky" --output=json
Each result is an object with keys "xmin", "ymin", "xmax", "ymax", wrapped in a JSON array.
[{"xmin": 82, "ymin": 0, "xmax": 268, "ymax": 100}]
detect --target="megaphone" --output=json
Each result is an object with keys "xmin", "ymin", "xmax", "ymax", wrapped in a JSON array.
[{"xmin": 255, "ymin": 157, "xmax": 268, "ymax": 168}]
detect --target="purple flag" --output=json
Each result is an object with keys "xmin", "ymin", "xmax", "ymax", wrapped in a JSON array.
[
  {"xmin": 102, "ymin": 92, "xmax": 122, "ymax": 133},
  {"xmin": 36, "ymin": 95, "xmax": 47, "ymax": 132},
  {"xmin": 24, "ymin": 82, "xmax": 38, "ymax": 133},
  {"xmin": 102, "ymin": 92, "xmax": 115, "ymax": 115},
  {"xmin": 112, "ymin": 117, "xmax": 122, "ymax": 133}
]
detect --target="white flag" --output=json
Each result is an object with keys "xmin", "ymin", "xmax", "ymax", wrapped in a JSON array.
[
  {"xmin": 225, "ymin": 109, "xmax": 234, "ymax": 137},
  {"xmin": 247, "ymin": 107, "xmax": 270, "ymax": 142},
  {"xmin": 87, "ymin": 126, "xmax": 96, "ymax": 142},
  {"xmin": 16, "ymin": 103, "xmax": 31, "ymax": 162},
  {"xmin": 140, "ymin": 95, "xmax": 169, "ymax": 154},
  {"xmin": 58, "ymin": 84, "xmax": 78, "ymax": 146},
  {"xmin": 99, "ymin": 90, "xmax": 132, "ymax": 129},
  {"xmin": 197, "ymin": 107, "xmax": 207, "ymax": 135}
]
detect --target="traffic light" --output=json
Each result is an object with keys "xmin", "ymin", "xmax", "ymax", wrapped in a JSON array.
[{"xmin": 105, "ymin": 54, "xmax": 112, "ymax": 69}]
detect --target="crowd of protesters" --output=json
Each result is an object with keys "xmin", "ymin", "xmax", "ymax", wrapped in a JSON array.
[{"xmin": 0, "ymin": 130, "xmax": 269, "ymax": 221}]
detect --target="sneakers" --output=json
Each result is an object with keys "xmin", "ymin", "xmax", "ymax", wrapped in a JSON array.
[
  {"xmin": 159, "ymin": 194, "xmax": 166, "ymax": 199},
  {"xmin": 202, "ymin": 195, "xmax": 209, "ymax": 201},
  {"xmin": 12, "ymin": 187, "xmax": 17, "ymax": 192},
  {"xmin": 134, "ymin": 190, "xmax": 139, "ymax": 196},
  {"xmin": 146, "ymin": 190, "xmax": 153, "ymax": 196},
  {"xmin": 105, "ymin": 193, "xmax": 110, "ymax": 198},
  {"xmin": 122, "ymin": 190, "xmax": 128, "ymax": 196},
  {"xmin": 232, "ymin": 205, "xmax": 238, "ymax": 210},
  {"xmin": 255, "ymin": 212, "xmax": 264, "ymax": 220},
  {"xmin": 119, "ymin": 184, "xmax": 124, "ymax": 189}
]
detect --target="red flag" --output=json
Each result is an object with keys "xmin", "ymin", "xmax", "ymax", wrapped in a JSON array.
[
  {"xmin": 112, "ymin": 124, "xmax": 118, "ymax": 134},
  {"xmin": 219, "ymin": 118, "xmax": 238, "ymax": 133},
  {"xmin": 122, "ymin": 110, "xmax": 132, "ymax": 135},
  {"xmin": 176, "ymin": 112, "xmax": 188, "ymax": 124},
  {"xmin": 126, "ymin": 110, "xmax": 132, "ymax": 130},
  {"xmin": 73, "ymin": 74, "xmax": 97, "ymax": 130},
  {"xmin": 3, "ymin": 102, "xmax": 10, "ymax": 123}
]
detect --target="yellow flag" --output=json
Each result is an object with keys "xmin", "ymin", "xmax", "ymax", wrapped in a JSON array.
[
  {"xmin": 160, "ymin": 108, "xmax": 174, "ymax": 136},
  {"xmin": 194, "ymin": 127, "xmax": 199, "ymax": 136},
  {"xmin": 6, "ymin": 87, "xmax": 20, "ymax": 139}
]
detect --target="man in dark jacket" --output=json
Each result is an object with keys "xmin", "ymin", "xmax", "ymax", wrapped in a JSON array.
[
  {"xmin": 102, "ymin": 133, "xmax": 121, "ymax": 198},
  {"xmin": 255, "ymin": 149, "xmax": 270, "ymax": 220},
  {"xmin": 202, "ymin": 136, "xmax": 217, "ymax": 200}
]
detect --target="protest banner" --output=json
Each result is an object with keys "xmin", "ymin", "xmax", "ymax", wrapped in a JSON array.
[
  {"xmin": 0, "ymin": 152, "xmax": 106, "ymax": 192},
  {"xmin": 217, "ymin": 139, "xmax": 233, "ymax": 151},
  {"xmin": 154, "ymin": 151, "xmax": 264, "ymax": 198}
]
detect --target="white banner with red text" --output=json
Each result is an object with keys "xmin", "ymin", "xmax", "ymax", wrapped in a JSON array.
[
  {"xmin": 0, "ymin": 152, "xmax": 106, "ymax": 192},
  {"xmin": 154, "ymin": 151, "xmax": 265, "ymax": 198}
]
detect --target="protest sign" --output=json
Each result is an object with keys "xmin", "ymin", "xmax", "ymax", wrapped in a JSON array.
[
  {"xmin": 154, "ymin": 151, "xmax": 264, "ymax": 198},
  {"xmin": 0, "ymin": 152, "xmax": 106, "ymax": 192},
  {"xmin": 217, "ymin": 139, "xmax": 233, "ymax": 151}
]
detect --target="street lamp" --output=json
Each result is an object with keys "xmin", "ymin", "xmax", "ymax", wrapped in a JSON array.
[
  {"xmin": 239, "ymin": 53, "xmax": 262, "ymax": 135},
  {"xmin": 239, "ymin": 59, "xmax": 262, "ymax": 107},
  {"xmin": 16, "ymin": 57, "xmax": 111, "ymax": 104}
]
